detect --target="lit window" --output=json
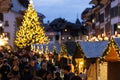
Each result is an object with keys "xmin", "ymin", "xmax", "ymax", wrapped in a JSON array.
[
  {"xmin": 65, "ymin": 29, "xmax": 67, "ymax": 32},
  {"xmin": 118, "ymin": 24, "xmax": 120, "ymax": 29},
  {"xmin": 0, "ymin": 21, "xmax": 3, "ymax": 27},
  {"xmin": 68, "ymin": 36, "xmax": 71, "ymax": 40},
  {"xmin": 92, "ymin": 19, "xmax": 95, "ymax": 23},
  {"xmin": 62, "ymin": 37, "xmax": 64, "ymax": 40},
  {"xmin": 4, "ymin": 21, "xmax": 9, "ymax": 27}
]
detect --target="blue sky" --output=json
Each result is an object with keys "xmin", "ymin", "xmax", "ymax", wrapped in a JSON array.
[{"xmin": 33, "ymin": 0, "xmax": 91, "ymax": 23}]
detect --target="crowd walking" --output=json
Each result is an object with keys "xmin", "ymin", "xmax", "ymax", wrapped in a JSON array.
[{"xmin": 0, "ymin": 49, "xmax": 85, "ymax": 80}]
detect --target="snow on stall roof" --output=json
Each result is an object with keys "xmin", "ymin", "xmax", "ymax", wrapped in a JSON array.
[
  {"xmin": 79, "ymin": 40, "xmax": 108, "ymax": 58},
  {"xmin": 114, "ymin": 38, "xmax": 120, "ymax": 48}
]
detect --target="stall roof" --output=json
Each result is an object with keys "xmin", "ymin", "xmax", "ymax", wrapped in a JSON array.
[
  {"xmin": 114, "ymin": 38, "xmax": 120, "ymax": 48},
  {"xmin": 79, "ymin": 41, "xmax": 108, "ymax": 58}
]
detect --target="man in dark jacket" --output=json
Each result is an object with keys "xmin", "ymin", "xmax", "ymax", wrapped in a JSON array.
[
  {"xmin": 63, "ymin": 65, "xmax": 74, "ymax": 80},
  {"xmin": 0, "ymin": 59, "xmax": 11, "ymax": 80}
]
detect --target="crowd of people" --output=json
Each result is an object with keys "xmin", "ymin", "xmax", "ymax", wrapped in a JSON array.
[{"xmin": 0, "ymin": 48, "xmax": 84, "ymax": 80}]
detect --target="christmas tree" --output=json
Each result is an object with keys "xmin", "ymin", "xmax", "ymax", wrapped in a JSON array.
[
  {"xmin": 73, "ymin": 42, "xmax": 84, "ymax": 58},
  {"xmin": 45, "ymin": 45, "xmax": 50, "ymax": 54},
  {"xmin": 15, "ymin": 1, "xmax": 49, "ymax": 49},
  {"xmin": 60, "ymin": 43, "xmax": 68, "ymax": 56},
  {"xmin": 52, "ymin": 44, "xmax": 58, "ymax": 55}
]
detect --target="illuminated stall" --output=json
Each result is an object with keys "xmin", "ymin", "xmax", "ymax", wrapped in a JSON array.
[
  {"xmin": 99, "ymin": 38, "xmax": 120, "ymax": 80},
  {"xmin": 73, "ymin": 42, "xmax": 85, "ymax": 75}
]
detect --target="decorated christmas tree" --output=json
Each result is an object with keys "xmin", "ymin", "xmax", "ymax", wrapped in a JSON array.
[
  {"xmin": 60, "ymin": 43, "xmax": 68, "ymax": 56},
  {"xmin": 15, "ymin": 1, "xmax": 49, "ymax": 49},
  {"xmin": 101, "ymin": 38, "xmax": 120, "ymax": 61},
  {"xmin": 45, "ymin": 45, "xmax": 50, "ymax": 54},
  {"xmin": 52, "ymin": 45, "xmax": 58, "ymax": 55},
  {"xmin": 73, "ymin": 42, "xmax": 84, "ymax": 58}
]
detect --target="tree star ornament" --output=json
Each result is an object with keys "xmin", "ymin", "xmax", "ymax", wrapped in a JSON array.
[{"xmin": 29, "ymin": 0, "xmax": 33, "ymax": 4}]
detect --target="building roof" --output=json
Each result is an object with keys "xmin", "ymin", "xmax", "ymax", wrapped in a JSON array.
[
  {"xmin": 49, "ymin": 18, "xmax": 82, "ymax": 30},
  {"xmin": 66, "ymin": 22, "xmax": 81, "ymax": 30},
  {"xmin": 73, "ymin": 42, "xmax": 84, "ymax": 58},
  {"xmin": 114, "ymin": 38, "xmax": 120, "ymax": 48},
  {"xmin": 81, "ymin": 8, "xmax": 92, "ymax": 20},
  {"xmin": 11, "ymin": 0, "xmax": 45, "ymax": 16},
  {"xmin": 37, "ymin": 12, "xmax": 45, "ymax": 19},
  {"xmin": 37, "ymin": 42, "xmax": 61, "ymax": 54},
  {"xmin": 11, "ymin": 0, "xmax": 27, "ymax": 13},
  {"xmin": 47, "ymin": 42, "xmax": 61, "ymax": 53},
  {"xmin": 79, "ymin": 40, "xmax": 108, "ymax": 58},
  {"xmin": 79, "ymin": 38, "xmax": 120, "ymax": 58},
  {"xmin": 18, "ymin": 0, "xmax": 29, "ymax": 8},
  {"xmin": 44, "ymin": 24, "xmax": 55, "ymax": 32},
  {"xmin": 35, "ymin": 38, "xmax": 120, "ymax": 58},
  {"xmin": 89, "ymin": 0, "xmax": 98, "ymax": 5},
  {"xmin": 101, "ymin": 38, "xmax": 120, "ymax": 61},
  {"xmin": 75, "ymin": 18, "xmax": 81, "ymax": 25}
]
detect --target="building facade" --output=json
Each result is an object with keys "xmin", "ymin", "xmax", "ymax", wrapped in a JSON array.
[
  {"xmin": 0, "ymin": 0, "xmax": 45, "ymax": 49},
  {"xmin": 45, "ymin": 18, "xmax": 86, "ymax": 44},
  {"xmin": 81, "ymin": 0, "xmax": 120, "ymax": 39}
]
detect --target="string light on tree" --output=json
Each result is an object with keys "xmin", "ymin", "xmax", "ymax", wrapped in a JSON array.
[
  {"xmin": 29, "ymin": 0, "xmax": 33, "ymax": 4},
  {"xmin": 15, "ymin": 1, "xmax": 49, "ymax": 49},
  {"xmin": 99, "ymin": 38, "xmax": 120, "ymax": 62},
  {"xmin": 60, "ymin": 44, "xmax": 68, "ymax": 56}
]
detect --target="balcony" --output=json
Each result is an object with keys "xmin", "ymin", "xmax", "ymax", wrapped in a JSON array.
[
  {"xmin": 100, "ymin": 0, "xmax": 109, "ymax": 5},
  {"xmin": 81, "ymin": 8, "xmax": 92, "ymax": 20},
  {"xmin": 89, "ymin": 0, "xmax": 98, "ymax": 5},
  {"xmin": 92, "ymin": 5, "xmax": 101, "ymax": 12}
]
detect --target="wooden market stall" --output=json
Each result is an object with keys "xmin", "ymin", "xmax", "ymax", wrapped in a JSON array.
[
  {"xmin": 99, "ymin": 38, "xmax": 120, "ymax": 80},
  {"xmin": 80, "ymin": 40, "xmax": 108, "ymax": 80},
  {"xmin": 72, "ymin": 42, "xmax": 85, "ymax": 75},
  {"xmin": 80, "ymin": 38, "xmax": 120, "ymax": 80}
]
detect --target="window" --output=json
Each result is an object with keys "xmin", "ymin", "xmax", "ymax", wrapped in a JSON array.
[
  {"xmin": 111, "ymin": 6, "xmax": 119, "ymax": 18},
  {"xmin": 16, "ymin": 17, "xmax": 23, "ymax": 26},
  {"xmin": 4, "ymin": 21, "xmax": 9, "ymax": 27},
  {"xmin": 0, "ymin": 13, "xmax": 3, "ymax": 21},
  {"xmin": 111, "ymin": 8, "xmax": 114, "ymax": 18},
  {"xmin": 62, "ymin": 37, "xmax": 65, "ymax": 40},
  {"xmin": 64, "ymin": 29, "xmax": 67, "ymax": 32},
  {"xmin": 55, "ymin": 35, "xmax": 59, "ymax": 40},
  {"xmin": 114, "ymin": 6, "xmax": 118, "ymax": 17},
  {"xmin": 119, "ymin": 6, "xmax": 120, "ymax": 16},
  {"xmin": 96, "ymin": 13, "xmax": 100, "ymax": 22},
  {"xmin": 67, "ymin": 36, "xmax": 71, "ymax": 40},
  {"xmin": 105, "ymin": 4, "xmax": 110, "ymax": 17},
  {"xmin": 114, "ymin": 24, "xmax": 117, "ymax": 33},
  {"xmin": 100, "ymin": 13, "xmax": 104, "ymax": 23}
]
